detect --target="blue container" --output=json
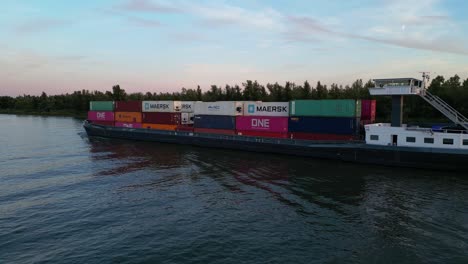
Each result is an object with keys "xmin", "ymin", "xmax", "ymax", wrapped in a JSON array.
[
  {"xmin": 194, "ymin": 115, "xmax": 236, "ymax": 130},
  {"xmin": 288, "ymin": 116, "xmax": 360, "ymax": 135}
]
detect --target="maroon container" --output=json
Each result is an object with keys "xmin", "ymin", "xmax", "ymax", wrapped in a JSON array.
[
  {"xmin": 115, "ymin": 101, "xmax": 142, "ymax": 112},
  {"xmin": 91, "ymin": 120, "xmax": 114, "ymax": 126},
  {"xmin": 361, "ymin": 100, "xmax": 376, "ymax": 122},
  {"xmin": 176, "ymin": 125, "xmax": 194, "ymax": 132},
  {"xmin": 142, "ymin": 112, "xmax": 181, "ymax": 125}
]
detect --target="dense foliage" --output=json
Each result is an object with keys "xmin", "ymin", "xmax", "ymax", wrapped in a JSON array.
[{"xmin": 1, "ymin": 75, "xmax": 467, "ymax": 121}]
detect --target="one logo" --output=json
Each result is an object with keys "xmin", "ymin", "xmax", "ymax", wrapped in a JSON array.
[
  {"xmin": 97, "ymin": 112, "xmax": 106, "ymax": 119},
  {"xmin": 248, "ymin": 105, "xmax": 255, "ymax": 113}
]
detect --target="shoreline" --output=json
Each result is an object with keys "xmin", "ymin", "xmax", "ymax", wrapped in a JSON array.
[{"xmin": 0, "ymin": 110, "xmax": 86, "ymax": 119}]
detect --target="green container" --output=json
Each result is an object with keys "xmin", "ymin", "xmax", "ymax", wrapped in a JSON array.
[
  {"xmin": 290, "ymin": 99, "xmax": 361, "ymax": 117},
  {"xmin": 89, "ymin": 101, "xmax": 114, "ymax": 111}
]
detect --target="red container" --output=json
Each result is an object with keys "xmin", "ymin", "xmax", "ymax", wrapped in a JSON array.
[
  {"xmin": 91, "ymin": 121, "xmax": 114, "ymax": 126},
  {"xmin": 237, "ymin": 130, "xmax": 288, "ymax": 139},
  {"xmin": 289, "ymin": 132, "xmax": 358, "ymax": 141},
  {"xmin": 176, "ymin": 125, "xmax": 194, "ymax": 132},
  {"xmin": 142, "ymin": 112, "xmax": 181, "ymax": 125},
  {"xmin": 115, "ymin": 122, "xmax": 142, "ymax": 128},
  {"xmin": 194, "ymin": 128, "xmax": 236, "ymax": 135},
  {"xmin": 361, "ymin": 100, "xmax": 376, "ymax": 121},
  {"xmin": 236, "ymin": 116, "xmax": 288, "ymax": 133},
  {"xmin": 88, "ymin": 111, "xmax": 114, "ymax": 121},
  {"xmin": 115, "ymin": 101, "xmax": 142, "ymax": 112}
]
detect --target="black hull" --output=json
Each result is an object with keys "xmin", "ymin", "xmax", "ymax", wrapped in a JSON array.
[{"xmin": 84, "ymin": 122, "xmax": 468, "ymax": 172}]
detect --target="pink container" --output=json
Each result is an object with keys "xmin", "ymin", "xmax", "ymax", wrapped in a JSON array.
[
  {"xmin": 88, "ymin": 111, "xmax": 115, "ymax": 121},
  {"xmin": 115, "ymin": 122, "xmax": 142, "ymax": 128},
  {"xmin": 236, "ymin": 116, "xmax": 288, "ymax": 133}
]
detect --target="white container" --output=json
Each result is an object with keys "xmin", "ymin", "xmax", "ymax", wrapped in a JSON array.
[
  {"xmin": 142, "ymin": 101, "xmax": 182, "ymax": 112},
  {"xmin": 243, "ymin": 102, "xmax": 289, "ymax": 117},
  {"xmin": 181, "ymin": 113, "xmax": 194, "ymax": 124},
  {"xmin": 181, "ymin": 101, "xmax": 195, "ymax": 113},
  {"xmin": 194, "ymin": 101, "xmax": 244, "ymax": 116}
]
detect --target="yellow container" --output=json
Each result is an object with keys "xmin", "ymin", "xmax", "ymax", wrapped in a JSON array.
[
  {"xmin": 142, "ymin": 123, "xmax": 177, "ymax": 131},
  {"xmin": 115, "ymin": 112, "xmax": 142, "ymax": 123}
]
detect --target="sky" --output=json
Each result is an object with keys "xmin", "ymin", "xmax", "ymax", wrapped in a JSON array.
[{"xmin": 1, "ymin": 0, "xmax": 468, "ymax": 96}]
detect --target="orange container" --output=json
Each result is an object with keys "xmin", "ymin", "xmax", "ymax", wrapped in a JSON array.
[
  {"xmin": 115, "ymin": 112, "xmax": 142, "ymax": 123},
  {"xmin": 142, "ymin": 123, "xmax": 177, "ymax": 131}
]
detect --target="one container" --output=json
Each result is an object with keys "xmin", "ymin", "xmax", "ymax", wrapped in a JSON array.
[
  {"xmin": 289, "ymin": 132, "xmax": 358, "ymax": 141},
  {"xmin": 361, "ymin": 99, "xmax": 376, "ymax": 121},
  {"xmin": 115, "ymin": 112, "xmax": 142, "ymax": 123},
  {"xmin": 290, "ymin": 100, "xmax": 361, "ymax": 117},
  {"xmin": 243, "ymin": 102, "xmax": 289, "ymax": 117},
  {"xmin": 91, "ymin": 120, "xmax": 114, "ymax": 126},
  {"xmin": 236, "ymin": 116, "xmax": 288, "ymax": 133},
  {"xmin": 288, "ymin": 116, "xmax": 360, "ymax": 135},
  {"xmin": 181, "ymin": 113, "xmax": 194, "ymax": 125},
  {"xmin": 115, "ymin": 101, "xmax": 142, "ymax": 112},
  {"xmin": 90, "ymin": 101, "xmax": 114, "ymax": 111},
  {"xmin": 142, "ymin": 101, "xmax": 182, "ymax": 113},
  {"xmin": 87, "ymin": 111, "xmax": 115, "ymax": 121},
  {"xmin": 142, "ymin": 112, "xmax": 181, "ymax": 125},
  {"xmin": 194, "ymin": 128, "xmax": 236, "ymax": 135},
  {"xmin": 194, "ymin": 115, "xmax": 236, "ymax": 130},
  {"xmin": 237, "ymin": 130, "xmax": 288, "ymax": 139},
  {"xmin": 194, "ymin": 102, "xmax": 243, "ymax": 116},
  {"xmin": 176, "ymin": 125, "xmax": 194, "ymax": 132},
  {"xmin": 181, "ymin": 101, "xmax": 195, "ymax": 113},
  {"xmin": 142, "ymin": 123, "xmax": 177, "ymax": 131},
  {"xmin": 115, "ymin": 122, "xmax": 142, "ymax": 128}
]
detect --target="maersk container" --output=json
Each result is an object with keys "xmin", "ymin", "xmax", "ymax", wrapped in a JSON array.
[
  {"xmin": 115, "ymin": 101, "xmax": 142, "ymax": 112},
  {"xmin": 87, "ymin": 111, "xmax": 114, "ymax": 121},
  {"xmin": 115, "ymin": 122, "xmax": 142, "ymax": 129},
  {"xmin": 89, "ymin": 101, "xmax": 114, "ymax": 111},
  {"xmin": 290, "ymin": 100, "xmax": 361, "ymax": 117},
  {"xmin": 361, "ymin": 99, "xmax": 376, "ymax": 121},
  {"xmin": 243, "ymin": 102, "xmax": 289, "ymax": 117},
  {"xmin": 142, "ymin": 112, "xmax": 181, "ymax": 125},
  {"xmin": 142, "ymin": 101, "xmax": 182, "ymax": 113},
  {"xmin": 288, "ymin": 116, "xmax": 360, "ymax": 135},
  {"xmin": 181, "ymin": 113, "xmax": 194, "ymax": 125},
  {"xmin": 181, "ymin": 101, "xmax": 195, "ymax": 113},
  {"xmin": 194, "ymin": 102, "xmax": 243, "ymax": 116},
  {"xmin": 236, "ymin": 116, "xmax": 288, "ymax": 133},
  {"xmin": 194, "ymin": 115, "xmax": 236, "ymax": 130}
]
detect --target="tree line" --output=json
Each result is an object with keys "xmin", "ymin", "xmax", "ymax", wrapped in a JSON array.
[{"xmin": 1, "ymin": 75, "xmax": 467, "ymax": 121}]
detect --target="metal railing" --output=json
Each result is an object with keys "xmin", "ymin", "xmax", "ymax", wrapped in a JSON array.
[{"xmin": 419, "ymin": 90, "xmax": 468, "ymax": 130}]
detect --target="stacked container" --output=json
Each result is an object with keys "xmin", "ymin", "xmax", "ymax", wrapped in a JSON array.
[
  {"xmin": 289, "ymin": 100, "xmax": 361, "ymax": 140},
  {"xmin": 88, "ymin": 101, "xmax": 115, "ymax": 126},
  {"xmin": 236, "ymin": 102, "xmax": 289, "ymax": 138},
  {"xmin": 115, "ymin": 101, "xmax": 142, "ymax": 128},
  {"xmin": 360, "ymin": 99, "xmax": 376, "ymax": 125},
  {"xmin": 193, "ymin": 102, "xmax": 243, "ymax": 135},
  {"xmin": 142, "ymin": 101, "xmax": 194, "ymax": 131}
]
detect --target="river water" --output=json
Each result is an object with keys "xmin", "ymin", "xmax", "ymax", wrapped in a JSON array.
[{"xmin": 0, "ymin": 114, "xmax": 467, "ymax": 264}]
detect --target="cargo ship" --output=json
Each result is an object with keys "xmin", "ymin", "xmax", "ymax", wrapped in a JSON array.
[{"xmin": 84, "ymin": 74, "xmax": 468, "ymax": 171}]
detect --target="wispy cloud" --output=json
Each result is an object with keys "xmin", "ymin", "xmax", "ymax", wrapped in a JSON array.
[
  {"xmin": 118, "ymin": 0, "xmax": 181, "ymax": 13},
  {"xmin": 127, "ymin": 17, "xmax": 161, "ymax": 27},
  {"xmin": 15, "ymin": 18, "xmax": 69, "ymax": 34}
]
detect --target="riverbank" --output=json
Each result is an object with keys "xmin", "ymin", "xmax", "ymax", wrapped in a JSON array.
[{"xmin": 0, "ymin": 109, "xmax": 86, "ymax": 119}]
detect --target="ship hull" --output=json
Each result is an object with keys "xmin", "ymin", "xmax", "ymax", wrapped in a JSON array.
[{"xmin": 84, "ymin": 122, "xmax": 468, "ymax": 172}]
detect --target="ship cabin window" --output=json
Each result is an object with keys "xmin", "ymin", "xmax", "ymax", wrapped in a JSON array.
[
  {"xmin": 463, "ymin": 139, "xmax": 468, "ymax": 146},
  {"xmin": 424, "ymin": 138, "xmax": 434, "ymax": 144},
  {"xmin": 370, "ymin": 135, "xmax": 379, "ymax": 141},
  {"xmin": 406, "ymin": 137, "xmax": 416, "ymax": 143},
  {"xmin": 443, "ymin": 138, "xmax": 454, "ymax": 145}
]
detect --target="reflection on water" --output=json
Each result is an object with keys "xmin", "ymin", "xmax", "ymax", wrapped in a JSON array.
[{"xmin": 1, "ymin": 115, "xmax": 467, "ymax": 264}]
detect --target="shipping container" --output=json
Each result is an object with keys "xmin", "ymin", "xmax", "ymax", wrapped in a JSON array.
[
  {"xmin": 181, "ymin": 101, "xmax": 195, "ymax": 113},
  {"xmin": 87, "ymin": 111, "xmax": 114, "ymax": 121},
  {"xmin": 236, "ymin": 116, "xmax": 288, "ymax": 133},
  {"xmin": 194, "ymin": 115, "xmax": 236, "ymax": 130},
  {"xmin": 115, "ymin": 112, "xmax": 142, "ymax": 123},
  {"xmin": 361, "ymin": 99, "xmax": 376, "ymax": 121},
  {"xmin": 288, "ymin": 116, "xmax": 360, "ymax": 135},
  {"xmin": 90, "ymin": 120, "xmax": 114, "ymax": 126},
  {"xmin": 194, "ymin": 101, "xmax": 243, "ymax": 116},
  {"xmin": 89, "ymin": 101, "xmax": 114, "ymax": 111},
  {"xmin": 181, "ymin": 113, "xmax": 194, "ymax": 125},
  {"xmin": 289, "ymin": 132, "xmax": 359, "ymax": 141},
  {"xmin": 290, "ymin": 100, "xmax": 361, "ymax": 117},
  {"xmin": 142, "ymin": 112, "xmax": 181, "ymax": 125},
  {"xmin": 243, "ymin": 102, "xmax": 289, "ymax": 117},
  {"xmin": 142, "ymin": 123, "xmax": 177, "ymax": 131},
  {"xmin": 115, "ymin": 122, "xmax": 142, "ymax": 128},
  {"xmin": 237, "ymin": 130, "xmax": 288, "ymax": 139},
  {"xmin": 115, "ymin": 101, "xmax": 142, "ymax": 112},
  {"xmin": 194, "ymin": 128, "xmax": 236, "ymax": 135},
  {"xmin": 142, "ymin": 101, "xmax": 182, "ymax": 112},
  {"xmin": 176, "ymin": 125, "xmax": 194, "ymax": 132}
]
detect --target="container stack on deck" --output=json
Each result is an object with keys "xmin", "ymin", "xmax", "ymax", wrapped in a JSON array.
[
  {"xmin": 236, "ymin": 102, "xmax": 289, "ymax": 138},
  {"xmin": 88, "ymin": 101, "xmax": 115, "ymax": 126},
  {"xmin": 193, "ymin": 102, "xmax": 243, "ymax": 135},
  {"xmin": 114, "ymin": 101, "xmax": 142, "ymax": 128},
  {"xmin": 142, "ymin": 101, "xmax": 183, "ymax": 131},
  {"xmin": 288, "ymin": 100, "xmax": 361, "ymax": 140},
  {"xmin": 360, "ymin": 99, "xmax": 376, "ymax": 125}
]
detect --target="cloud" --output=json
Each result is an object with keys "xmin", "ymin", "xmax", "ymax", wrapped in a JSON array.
[
  {"xmin": 15, "ymin": 18, "xmax": 69, "ymax": 34},
  {"xmin": 118, "ymin": 0, "xmax": 180, "ymax": 13},
  {"xmin": 127, "ymin": 17, "xmax": 161, "ymax": 27}
]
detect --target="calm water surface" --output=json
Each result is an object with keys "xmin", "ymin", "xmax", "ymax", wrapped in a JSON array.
[{"xmin": 0, "ymin": 114, "xmax": 467, "ymax": 264}]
